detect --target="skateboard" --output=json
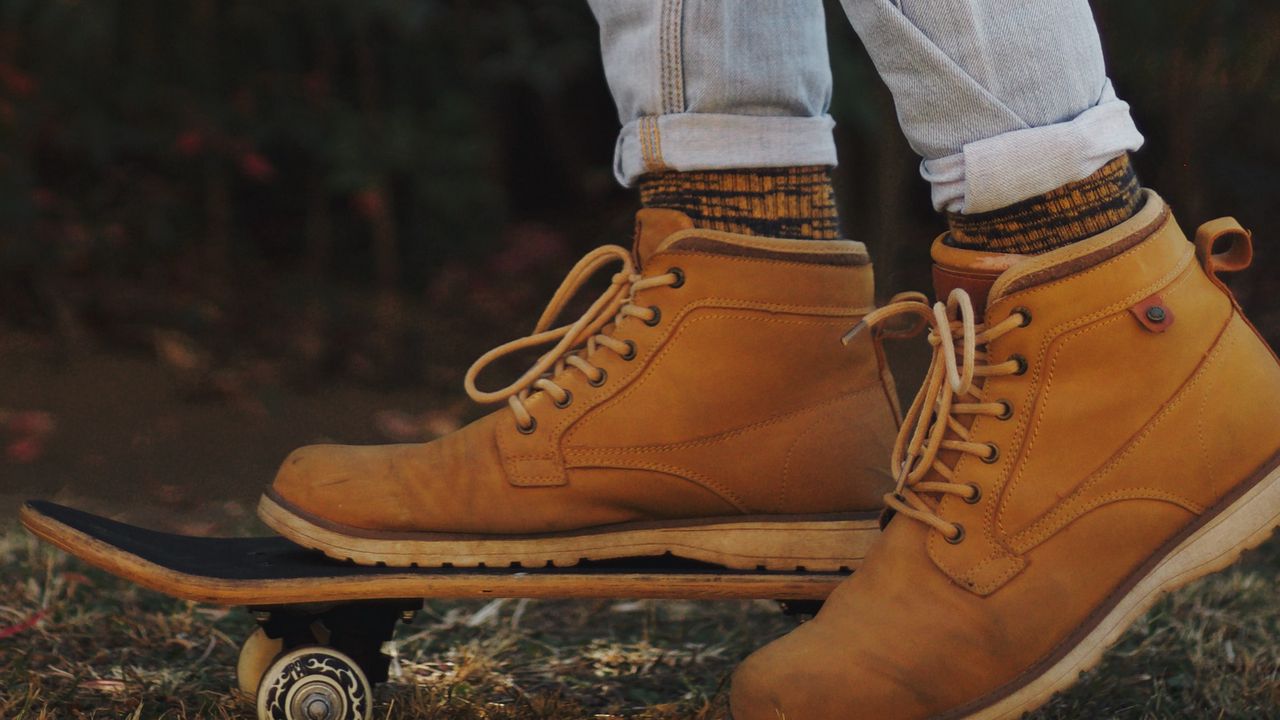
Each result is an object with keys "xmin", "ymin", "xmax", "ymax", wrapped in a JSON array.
[{"xmin": 20, "ymin": 500, "xmax": 851, "ymax": 720}]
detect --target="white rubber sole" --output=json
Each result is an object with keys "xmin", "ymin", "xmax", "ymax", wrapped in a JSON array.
[
  {"xmin": 258, "ymin": 494, "xmax": 882, "ymax": 572},
  {"xmin": 963, "ymin": 460, "xmax": 1280, "ymax": 720}
]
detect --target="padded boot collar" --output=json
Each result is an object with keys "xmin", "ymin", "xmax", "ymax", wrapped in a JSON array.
[{"xmin": 989, "ymin": 189, "xmax": 1170, "ymax": 305}]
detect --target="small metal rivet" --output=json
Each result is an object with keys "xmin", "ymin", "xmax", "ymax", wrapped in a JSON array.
[
  {"xmin": 1012, "ymin": 354, "xmax": 1028, "ymax": 376},
  {"xmin": 964, "ymin": 483, "xmax": 982, "ymax": 504},
  {"xmin": 1013, "ymin": 306, "xmax": 1032, "ymax": 327},
  {"xmin": 996, "ymin": 400, "xmax": 1013, "ymax": 420},
  {"xmin": 644, "ymin": 306, "xmax": 662, "ymax": 327},
  {"xmin": 1146, "ymin": 306, "xmax": 1167, "ymax": 323}
]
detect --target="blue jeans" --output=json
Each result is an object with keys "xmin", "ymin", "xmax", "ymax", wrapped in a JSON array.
[{"xmin": 587, "ymin": 0, "xmax": 1144, "ymax": 215}]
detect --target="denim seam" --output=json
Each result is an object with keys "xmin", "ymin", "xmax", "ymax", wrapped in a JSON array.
[
  {"xmin": 660, "ymin": 0, "xmax": 685, "ymax": 114},
  {"xmin": 639, "ymin": 115, "xmax": 666, "ymax": 173}
]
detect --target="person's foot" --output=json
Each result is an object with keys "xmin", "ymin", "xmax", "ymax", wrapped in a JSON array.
[
  {"xmin": 730, "ymin": 191, "xmax": 1280, "ymax": 718},
  {"xmin": 259, "ymin": 209, "xmax": 901, "ymax": 569}
]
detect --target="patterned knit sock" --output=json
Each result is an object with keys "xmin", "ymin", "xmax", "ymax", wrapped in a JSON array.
[
  {"xmin": 946, "ymin": 154, "xmax": 1143, "ymax": 254},
  {"xmin": 638, "ymin": 166, "xmax": 841, "ymax": 241}
]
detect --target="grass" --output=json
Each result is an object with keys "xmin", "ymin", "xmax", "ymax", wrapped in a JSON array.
[{"xmin": 1, "ymin": 525, "xmax": 1277, "ymax": 719}]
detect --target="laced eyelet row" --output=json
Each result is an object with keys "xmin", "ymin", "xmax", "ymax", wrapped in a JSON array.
[
  {"xmin": 465, "ymin": 247, "xmax": 690, "ymax": 435},
  {"xmin": 853, "ymin": 290, "xmax": 1037, "ymax": 548}
]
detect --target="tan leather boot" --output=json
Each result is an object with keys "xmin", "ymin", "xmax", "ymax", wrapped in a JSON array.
[
  {"xmin": 730, "ymin": 190, "xmax": 1280, "ymax": 719},
  {"xmin": 259, "ymin": 209, "xmax": 900, "ymax": 569}
]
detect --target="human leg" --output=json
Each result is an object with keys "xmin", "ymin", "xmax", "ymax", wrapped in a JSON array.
[
  {"xmin": 590, "ymin": 0, "xmax": 843, "ymax": 240},
  {"xmin": 730, "ymin": 4, "xmax": 1280, "ymax": 718}
]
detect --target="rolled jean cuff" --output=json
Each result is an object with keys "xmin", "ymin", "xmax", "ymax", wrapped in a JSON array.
[
  {"xmin": 613, "ymin": 113, "xmax": 838, "ymax": 186},
  {"xmin": 922, "ymin": 91, "xmax": 1145, "ymax": 214}
]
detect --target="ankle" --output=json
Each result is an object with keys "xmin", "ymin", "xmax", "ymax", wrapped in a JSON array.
[
  {"xmin": 945, "ymin": 154, "xmax": 1142, "ymax": 255},
  {"xmin": 638, "ymin": 166, "xmax": 841, "ymax": 241}
]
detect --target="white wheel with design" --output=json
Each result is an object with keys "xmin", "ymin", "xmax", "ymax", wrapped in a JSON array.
[
  {"xmin": 237, "ymin": 628, "xmax": 285, "ymax": 695},
  {"xmin": 255, "ymin": 646, "xmax": 371, "ymax": 720}
]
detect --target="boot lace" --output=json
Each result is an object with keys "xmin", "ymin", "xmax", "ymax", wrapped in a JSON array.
[
  {"xmin": 464, "ymin": 245, "xmax": 682, "ymax": 432},
  {"xmin": 847, "ymin": 289, "xmax": 1030, "ymax": 542}
]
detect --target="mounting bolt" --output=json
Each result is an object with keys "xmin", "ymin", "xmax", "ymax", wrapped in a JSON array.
[
  {"xmin": 253, "ymin": 611, "xmax": 272, "ymax": 623},
  {"xmin": 1146, "ymin": 306, "xmax": 1167, "ymax": 323},
  {"xmin": 400, "ymin": 610, "xmax": 417, "ymax": 623}
]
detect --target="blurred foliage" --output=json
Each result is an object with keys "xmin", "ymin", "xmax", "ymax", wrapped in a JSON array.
[{"xmin": 0, "ymin": 0, "xmax": 1277, "ymax": 388}]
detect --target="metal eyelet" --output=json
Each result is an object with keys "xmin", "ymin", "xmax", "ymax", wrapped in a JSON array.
[
  {"xmin": 588, "ymin": 369, "xmax": 608, "ymax": 387},
  {"xmin": 620, "ymin": 340, "xmax": 637, "ymax": 361},
  {"xmin": 666, "ymin": 267, "xmax": 685, "ymax": 288},
  {"xmin": 996, "ymin": 400, "xmax": 1013, "ymax": 420},
  {"xmin": 946, "ymin": 523, "xmax": 966, "ymax": 544},
  {"xmin": 982, "ymin": 443, "xmax": 1000, "ymax": 464},
  {"xmin": 964, "ymin": 483, "xmax": 982, "ymax": 504},
  {"xmin": 517, "ymin": 417, "xmax": 538, "ymax": 435},
  {"xmin": 1011, "ymin": 354, "xmax": 1028, "ymax": 376},
  {"xmin": 553, "ymin": 390, "xmax": 573, "ymax": 409},
  {"xmin": 1013, "ymin": 306, "xmax": 1032, "ymax": 327},
  {"xmin": 644, "ymin": 306, "xmax": 662, "ymax": 327}
]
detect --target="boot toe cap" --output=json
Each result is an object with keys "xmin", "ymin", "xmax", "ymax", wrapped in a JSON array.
[
  {"xmin": 268, "ymin": 444, "xmax": 404, "ymax": 530},
  {"xmin": 730, "ymin": 619, "xmax": 931, "ymax": 720}
]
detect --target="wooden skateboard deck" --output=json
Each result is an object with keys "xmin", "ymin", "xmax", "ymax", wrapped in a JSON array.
[
  {"xmin": 23, "ymin": 499, "xmax": 852, "ymax": 718},
  {"xmin": 20, "ymin": 500, "xmax": 849, "ymax": 605}
]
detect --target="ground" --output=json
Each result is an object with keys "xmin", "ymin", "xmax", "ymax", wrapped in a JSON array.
[
  {"xmin": 1, "ymin": 345, "xmax": 1278, "ymax": 719},
  {"xmin": 1, "ymin": 525, "xmax": 1277, "ymax": 719}
]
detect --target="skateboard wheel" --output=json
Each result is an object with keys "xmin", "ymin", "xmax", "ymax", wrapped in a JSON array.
[
  {"xmin": 237, "ymin": 628, "xmax": 285, "ymax": 695},
  {"xmin": 256, "ymin": 646, "xmax": 372, "ymax": 720}
]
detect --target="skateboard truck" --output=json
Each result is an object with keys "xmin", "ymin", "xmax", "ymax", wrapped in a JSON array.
[{"xmin": 240, "ymin": 599, "xmax": 421, "ymax": 719}]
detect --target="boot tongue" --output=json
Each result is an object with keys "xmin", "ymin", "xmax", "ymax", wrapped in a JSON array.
[
  {"xmin": 930, "ymin": 236, "xmax": 1025, "ymax": 315},
  {"xmin": 632, "ymin": 208, "xmax": 695, "ymax": 267}
]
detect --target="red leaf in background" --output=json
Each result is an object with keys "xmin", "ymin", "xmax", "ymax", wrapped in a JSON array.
[
  {"xmin": 5, "ymin": 437, "xmax": 44, "ymax": 463},
  {"xmin": 239, "ymin": 152, "xmax": 276, "ymax": 182},
  {"xmin": 303, "ymin": 72, "xmax": 330, "ymax": 103},
  {"xmin": 174, "ymin": 130, "xmax": 205, "ymax": 157},
  {"xmin": 352, "ymin": 188, "xmax": 387, "ymax": 221},
  {"xmin": 0, "ymin": 609, "xmax": 48, "ymax": 639},
  {"xmin": 30, "ymin": 188, "xmax": 56, "ymax": 210},
  {"xmin": 7, "ymin": 410, "xmax": 55, "ymax": 437},
  {"xmin": 0, "ymin": 63, "xmax": 35, "ymax": 97}
]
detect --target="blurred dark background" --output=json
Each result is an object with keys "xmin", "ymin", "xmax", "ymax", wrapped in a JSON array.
[{"xmin": 2, "ymin": 1, "xmax": 1278, "ymax": 525}]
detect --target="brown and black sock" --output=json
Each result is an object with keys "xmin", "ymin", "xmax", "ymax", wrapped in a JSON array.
[
  {"xmin": 638, "ymin": 166, "xmax": 841, "ymax": 241},
  {"xmin": 946, "ymin": 154, "xmax": 1143, "ymax": 255}
]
